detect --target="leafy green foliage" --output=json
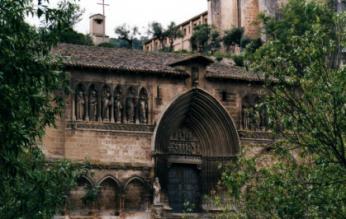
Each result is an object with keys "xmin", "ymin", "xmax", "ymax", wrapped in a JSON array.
[
  {"xmin": 222, "ymin": 0, "xmax": 346, "ymax": 218},
  {"xmin": 252, "ymin": 0, "xmax": 346, "ymax": 166},
  {"xmin": 148, "ymin": 22, "xmax": 167, "ymax": 49},
  {"xmin": 223, "ymin": 27, "xmax": 244, "ymax": 50},
  {"xmin": 223, "ymin": 155, "xmax": 346, "ymax": 218},
  {"xmin": 82, "ymin": 184, "xmax": 100, "ymax": 207},
  {"xmin": 106, "ymin": 37, "xmax": 145, "ymax": 50},
  {"xmin": 0, "ymin": 0, "xmax": 84, "ymax": 217},
  {"xmin": 165, "ymin": 22, "xmax": 183, "ymax": 51},
  {"xmin": 232, "ymin": 54, "xmax": 245, "ymax": 67},
  {"xmin": 58, "ymin": 28, "xmax": 93, "ymax": 45},
  {"xmin": 190, "ymin": 24, "xmax": 221, "ymax": 53},
  {"xmin": 98, "ymin": 42, "xmax": 117, "ymax": 48},
  {"xmin": 115, "ymin": 24, "xmax": 141, "ymax": 49}
]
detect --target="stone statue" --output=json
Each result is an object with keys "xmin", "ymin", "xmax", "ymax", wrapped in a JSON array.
[
  {"xmin": 259, "ymin": 105, "xmax": 268, "ymax": 131},
  {"xmin": 254, "ymin": 108, "xmax": 261, "ymax": 130},
  {"xmin": 76, "ymin": 90, "xmax": 85, "ymax": 120},
  {"xmin": 138, "ymin": 94, "xmax": 148, "ymax": 124},
  {"xmin": 102, "ymin": 89, "xmax": 112, "ymax": 121},
  {"xmin": 114, "ymin": 92, "xmax": 123, "ymax": 123},
  {"xmin": 89, "ymin": 89, "xmax": 98, "ymax": 121},
  {"xmin": 153, "ymin": 177, "xmax": 161, "ymax": 205},
  {"xmin": 126, "ymin": 88, "xmax": 135, "ymax": 123},
  {"xmin": 242, "ymin": 107, "xmax": 249, "ymax": 130},
  {"xmin": 248, "ymin": 107, "xmax": 256, "ymax": 130}
]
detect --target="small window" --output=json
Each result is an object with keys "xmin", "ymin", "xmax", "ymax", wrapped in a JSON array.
[{"xmin": 221, "ymin": 91, "xmax": 228, "ymax": 102}]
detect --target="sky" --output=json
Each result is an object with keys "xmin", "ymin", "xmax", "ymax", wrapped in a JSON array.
[{"xmin": 60, "ymin": 0, "xmax": 207, "ymax": 37}]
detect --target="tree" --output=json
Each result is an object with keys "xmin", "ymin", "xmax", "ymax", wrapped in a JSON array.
[
  {"xmin": 115, "ymin": 24, "xmax": 141, "ymax": 49},
  {"xmin": 58, "ymin": 29, "xmax": 93, "ymax": 45},
  {"xmin": 165, "ymin": 22, "xmax": 183, "ymax": 51},
  {"xmin": 50, "ymin": 0, "xmax": 93, "ymax": 45},
  {"xmin": 0, "ymin": 0, "xmax": 84, "ymax": 218},
  {"xmin": 223, "ymin": 27, "xmax": 244, "ymax": 51},
  {"xmin": 148, "ymin": 22, "xmax": 167, "ymax": 49},
  {"xmin": 190, "ymin": 24, "xmax": 220, "ymax": 53},
  {"xmin": 221, "ymin": 0, "xmax": 346, "ymax": 218}
]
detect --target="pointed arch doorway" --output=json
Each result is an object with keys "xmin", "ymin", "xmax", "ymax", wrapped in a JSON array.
[{"xmin": 153, "ymin": 88, "xmax": 240, "ymax": 213}]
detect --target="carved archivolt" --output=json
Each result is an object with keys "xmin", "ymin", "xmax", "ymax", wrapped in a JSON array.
[{"xmin": 73, "ymin": 83, "xmax": 149, "ymax": 125}]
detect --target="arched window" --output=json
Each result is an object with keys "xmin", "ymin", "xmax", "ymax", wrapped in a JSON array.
[
  {"xmin": 75, "ymin": 84, "xmax": 86, "ymax": 120},
  {"xmin": 124, "ymin": 178, "xmax": 149, "ymax": 211},
  {"xmin": 101, "ymin": 85, "xmax": 112, "ymax": 121},
  {"xmin": 98, "ymin": 177, "xmax": 120, "ymax": 216},
  {"xmin": 69, "ymin": 177, "xmax": 93, "ymax": 216},
  {"xmin": 138, "ymin": 88, "xmax": 149, "ymax": 124},
  {"xmin": 88, "ymin": 85, "xmax": 98, "ymax": 121}
]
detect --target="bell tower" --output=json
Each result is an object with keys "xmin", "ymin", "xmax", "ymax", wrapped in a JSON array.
[{"xmin": 89, "ymin": 14, "xmax": 110, "ymax": 45}]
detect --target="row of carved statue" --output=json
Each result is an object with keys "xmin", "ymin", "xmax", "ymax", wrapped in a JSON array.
[{"xmin": 74, "ymin": 84, "xmax": 149, "ymax": 124}]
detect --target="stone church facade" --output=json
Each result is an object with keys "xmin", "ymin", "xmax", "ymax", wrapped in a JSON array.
[{"xmin": 44, "ymin": 43, "xmax": 273, "ymax": 219}]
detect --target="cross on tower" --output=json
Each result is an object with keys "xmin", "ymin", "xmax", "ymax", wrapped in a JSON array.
[
  {"xmin": 97, "ymin": 0, "xmax": 109, "ymax": 18},
  {"xmin": 97, "ymin": 0, "xmax": 109, "ymax": 40}
]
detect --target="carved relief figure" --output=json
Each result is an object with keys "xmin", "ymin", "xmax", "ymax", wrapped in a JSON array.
[
  {"xmin": 75, "ymin": 88, "xmax": 85, "ymax": 120},
  {"xmin": 242, "ymin": 95, "xmax": 269, "ymax": 131},
  {"xmin": 138, "ymin": 88, "xmax": 148, "ymax": 124},
  {"xmin": 153, "ymin": 177, "xmax": 161, "ymax": 205},
  {"xmin": 242, "ymin": 106, "xmax": 250, "ymax": 130},
  {"xmin": 102, "ymin": 87, "xmax": 112, "ymax": 121},
  {"xmin": 126, "ymin": 87, "xmax": 136, "ymax": 123},
  {"xmin": 114, "ymin": 88, "xmax": 123, "ymax": 123},
  {"xmin": 89, "ymin": 88, "xmax": 98, "ymax": 121}
]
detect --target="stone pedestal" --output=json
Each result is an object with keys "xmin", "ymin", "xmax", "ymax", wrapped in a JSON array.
[{"xmin": 151, "ymin": 204, "xmax": 164, "ymax": 219}]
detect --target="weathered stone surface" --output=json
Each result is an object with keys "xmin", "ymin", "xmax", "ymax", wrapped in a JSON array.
[{"xmin": 43, "ymin": 44, "xmax": 277, "ymax": 218}]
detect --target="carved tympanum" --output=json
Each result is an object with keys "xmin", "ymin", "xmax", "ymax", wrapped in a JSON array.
[{"xmin": 168, "ymin": 128, "xmax": 199, "ymax": 155}]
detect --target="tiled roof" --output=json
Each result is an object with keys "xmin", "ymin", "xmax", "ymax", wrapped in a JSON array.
[
  {"xmin": 53, "ymin": 43, "xmax": 264, "ymax": 82},
  {"xmin": 206, "ymin": 63, "xmax": 265, "ymax": 82},
  {"xmin": 53, "ymin": 43, "xmax": 188, "ymax": 77}
]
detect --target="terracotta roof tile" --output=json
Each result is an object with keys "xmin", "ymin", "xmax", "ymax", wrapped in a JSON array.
[
  {"xmin": 206, "ymin": 63, "xmax": 265, "ymax": 82},
  {"xmin": 53, "ymin": 43, "xmax": 264, "ymax": 82}
]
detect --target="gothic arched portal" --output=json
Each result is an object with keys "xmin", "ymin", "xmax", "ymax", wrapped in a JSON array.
[{"xmin": 153, "ymin": 88, "xmax": 240, "ymax": 213}]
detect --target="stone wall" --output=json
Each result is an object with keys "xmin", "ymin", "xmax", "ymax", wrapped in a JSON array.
[
  {"xmin": 240, "ymin": 0, "xmax": 260, "ymax": 38},
  {"xmin": 43, "ymin": 65, "xmax": 272, "ymax": 218}
]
